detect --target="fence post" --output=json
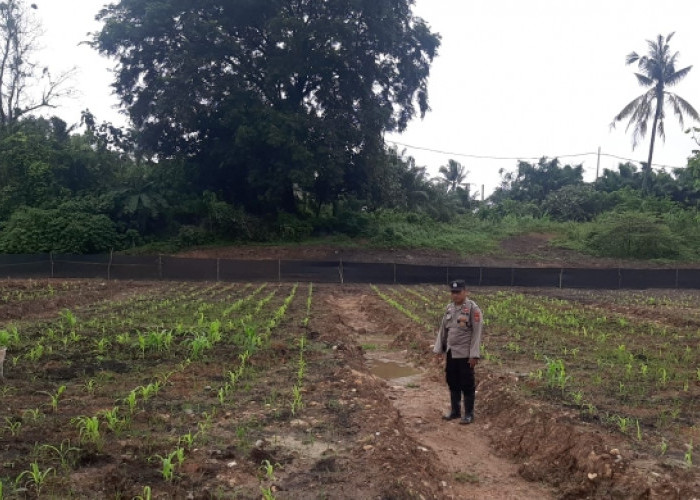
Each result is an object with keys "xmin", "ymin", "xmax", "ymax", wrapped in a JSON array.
[
  {"xmin": 50, "ymin": 252, "xmax": 54, "ymax": 278},
  {"xmin": 617, "ymin": 268, "xmax": 622, "ymax": 289},
  {"xmin": 108, "ymin": 249, "xmax": 114, "ymax": 280},
  {"xmin": 339, "ymin": 259, "xmax": 344, "ymax": 284}
]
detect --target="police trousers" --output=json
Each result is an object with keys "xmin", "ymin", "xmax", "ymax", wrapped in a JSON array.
[{"xmin": 445, "ymin": 350, "xmax": 475, "ymax": 405}]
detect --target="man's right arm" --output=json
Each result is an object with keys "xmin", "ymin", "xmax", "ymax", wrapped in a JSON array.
[{"xmin": 433, "ymin": 313, "xmax": 447, "ymax": 354}]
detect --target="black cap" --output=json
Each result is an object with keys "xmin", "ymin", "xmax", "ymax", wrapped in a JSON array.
[{"xmin": 449, "ymin": 279, "xmax": 466, "ymax": 291}]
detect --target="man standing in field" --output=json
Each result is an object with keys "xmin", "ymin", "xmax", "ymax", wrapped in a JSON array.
[{"xmin": 433, "ymin": 279, "xmax": 483, "ymax": 424}]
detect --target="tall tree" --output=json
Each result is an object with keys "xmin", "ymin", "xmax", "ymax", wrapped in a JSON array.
[
  {"xmin": 92, "ymin": 0, "xmax": 440, "ymax": 215},
  {"xmin": 0, "ymin": 0, "xmax": 73, "ymax": 129},
  {"xmin": 491, "ymin": 157, "xmax": 583, "ymax": 203},
  {"xmin": 612, "ymin": 32, "xmax": 699, "ymax": 193},
  {"xmin": 438, "ymin": 159, "xmax": 467, "ymax": 192}
]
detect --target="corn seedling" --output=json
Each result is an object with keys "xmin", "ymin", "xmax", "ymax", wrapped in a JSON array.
[
  {"xmin": 83, "ymin": 378, "xmax": 97, "ymax": 395},
  {"xmin": 615, "ymin": 415, "xmax": 630, "ymax": 434},
  {"xmin": 73, "ymin": 415, "xmax": 102, "ymax": 448},
  {"xmin": 26, "ymin": 344, "xmax": 44, "ymax": 362},
  {"xmin": 179, "ymin": 431, "xmax": 195, "ymax": 449},
  {"xmin": 291, "ymin": 384, "xmax": 303, "ymax": 415},
  {"xmin": 99, "ymin": 407, "xmax": 125, "ymax": 434},
  {"xmin": 47, "ymin": 385, "xmax": 66, "ymax": 413},
  {"xmin": 685, "ymin": 440, "xmax": 693, "ymax": 466},
  {"xmin": 94, "ymin": 337, "xmax": 111, "ymax": 353},
  {"xmin": 15, "ymin": 462, "xmax": 53, "ymax": 496},
  {"xmin": 261, "ymin": 486, "xmax": 276, "ymax": 500},
  {"xmin": 659, "ymin": 438, "xmax": 668, "ymax": 455},
  {"xmin": 134, "ymin": 485, "xmax": 152, "ymax": 500},
  {"xmin": 59, "ymin": 309, "xmax": 78, "ymax": 331},
  {"xmin": 152, "ymin": 452, "xmax": 176, "ymax": 481},
  {"xmin": 124, "ymin": 389, "xmax": 138, "ymax": 415},
  {"xmin": 3, "ymin": 418, "xmax": 21, "ymax": 437},
  {"xmin": 570, "ymin": 391, "xmax": 584, "ymax": 405},
  {"xmin": 22, "ymin": 408, "xmax": 44, "ymax": 423},
  {"xmin": 39, "ymin": 440, "xmax": 80, "ymax": 471},
  {"xmin": 636, "ymin": 419, "xmax": 643, "ymax": 441},
  {"xmin": 265, "ymin": 459, "xmax": 283, "ymax": 480},
  {"xmin": 544, "ymin": 357, "xmax": 569, "ymax": 390}
]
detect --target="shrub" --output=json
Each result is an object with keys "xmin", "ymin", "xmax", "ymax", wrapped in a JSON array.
[
  {"xmin": 0, "ymin": 207, "xmax": 118, "ymax": 254},
  {"xmin": 582, "ymin": 211, "xmax": 682, "ymax": 259}
]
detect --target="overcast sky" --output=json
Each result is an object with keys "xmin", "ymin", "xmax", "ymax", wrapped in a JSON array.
[{"xmin": 36, "ymin": 0, "xmax": 700, "ymax": 197}]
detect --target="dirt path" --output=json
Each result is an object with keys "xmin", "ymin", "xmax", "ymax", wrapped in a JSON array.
[{"xmin": 329, "ymin": 293, "xmax": 556, "ymax": 499}]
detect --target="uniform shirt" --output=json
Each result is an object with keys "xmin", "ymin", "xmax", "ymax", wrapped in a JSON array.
[{"xmin": 433, "ymin": 299, "xmax": 483, "ymax": 359}]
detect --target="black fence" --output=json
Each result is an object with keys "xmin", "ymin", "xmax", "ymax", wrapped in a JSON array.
[{"xmin": 0, "ymin": 253, "xmax": 699, "ymax": 289}]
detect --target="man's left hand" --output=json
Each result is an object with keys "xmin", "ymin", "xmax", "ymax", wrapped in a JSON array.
[{"xmin": 469, "ymin": 358, "xmax": 478, "ymax": 368}]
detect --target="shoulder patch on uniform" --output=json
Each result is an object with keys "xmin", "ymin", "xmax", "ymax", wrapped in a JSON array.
[{"xmin": 473, "ymin": 310, "xmax": 481, "ymax": 322}]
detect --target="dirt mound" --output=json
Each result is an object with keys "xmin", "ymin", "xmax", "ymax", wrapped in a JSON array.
[{"xmin": 175, "ymin": 233, "xmax": 691, "ymax": 268}]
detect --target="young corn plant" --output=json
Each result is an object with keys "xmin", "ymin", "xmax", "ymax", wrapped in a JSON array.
[
  {"xmin": 3, "ymin": 418, "xmax": 21, "ymax": 437},
  {"xmin": 124, "ymin": 389, "xmax": 139, "ymax": 415},
  {"xmin": 46, "ymin": 385, "xmax": 67, "ymax": 413},
  {"xmin": 39, "ymin": 440, "xmax": 80, "ymax": 471},
  {"xmin": 134, "ymin": 486, "xmax": 152, "ymax": 500},
  {"xmin": 290, "ymin": 384, "xmax": 303, "ymax": 415},
  {"xmin": 301, "ymin": 283, "xmax": 313, "ymax": 327},
  {"xmin": 73, "ymin": 415, "xmax": 102, "ymax": 450},
  {"xmin": 15, "ymin": 462, "xmax": 54, "ymax": 497},
  {"xmin": 544, "ymin": 358, "xmax": 569, "ymax": 391}
]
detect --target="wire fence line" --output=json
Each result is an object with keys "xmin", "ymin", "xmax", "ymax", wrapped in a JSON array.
[{"xmin": 1, "ymin": 253, "xmax": 699, "ymax": 289}]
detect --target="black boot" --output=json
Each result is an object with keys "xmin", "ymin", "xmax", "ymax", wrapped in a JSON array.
[
  {"xmin": 460, "ymin": 392, "xmax": 474, "ymax": 424},
  {"xmin": 442, "ymin": 390, "xmax": 461, "ymax": 420}
]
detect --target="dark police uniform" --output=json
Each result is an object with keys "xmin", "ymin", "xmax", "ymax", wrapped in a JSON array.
[{"xmin": 433, "ymin": 280, "xmax": 483, "ymax": 423}]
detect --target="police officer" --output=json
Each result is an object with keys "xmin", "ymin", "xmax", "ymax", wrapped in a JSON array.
[{"xmin": 433, "ymin": 279, "xmax": 483, "ymax": 424}]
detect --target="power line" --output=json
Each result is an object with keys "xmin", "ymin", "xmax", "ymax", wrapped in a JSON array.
[{"xmin": 385, "ymin": 139, "xmax": 687, "ymax": 170}]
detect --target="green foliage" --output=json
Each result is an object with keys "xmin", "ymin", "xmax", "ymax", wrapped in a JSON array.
[
  {"xmin": 582, "ymin": 211, "xmax": 682, "ymax": 259},
  {"xmin": 92, "ymin": 0, "xmax": 440, "ymax": 215},
  {"xmin": 0, "ymin": 207, "xmax": 118, "ymax": 254},
  {"xmin": 542, "ymin": 185, "xmax": 607, "ymax": 222},
  {"xmin": 492, "ymin": 158, "xmax": 584, "ymax": 204}
]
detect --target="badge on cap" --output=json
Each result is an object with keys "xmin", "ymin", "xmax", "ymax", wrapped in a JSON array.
[{"xmin": 450, "ymin": 279, "xmax": 466, "ymax": 291}]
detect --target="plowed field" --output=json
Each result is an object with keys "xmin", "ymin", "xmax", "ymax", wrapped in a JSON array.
[{"xmin": 0, "ymin": 279, "xmax": 698, "ymax": 499}]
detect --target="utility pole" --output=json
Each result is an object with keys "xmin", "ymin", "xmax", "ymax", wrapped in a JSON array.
[{"xmin": 596, "ymin": 146, "xmax": 601, "ymax": 182}]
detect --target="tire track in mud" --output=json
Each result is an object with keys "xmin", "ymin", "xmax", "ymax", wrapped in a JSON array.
[{"xmin": 330, "ymin": 292, "xmax": 556, "ymax": 499}]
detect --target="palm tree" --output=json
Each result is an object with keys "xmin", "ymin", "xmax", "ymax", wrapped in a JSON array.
[
  {"xmin": 612, "ymin": 32, "xmax": 699, "ymax": 193},
  {"xmin": 438, "ymin": 159, "xmax": 468, "ymax": 192}
]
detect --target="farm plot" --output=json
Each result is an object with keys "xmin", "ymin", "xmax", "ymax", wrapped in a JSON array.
[
  {"xmin": 371, "ymin": 284, "xmax": 700, "ymax": 495},
  {"xmin": 1, "ymin": 280, "xmax": 699, "ymax": 498},
  {"xmin": 0, "ymin": 281, "xmax": 448, "ymax": 499}
]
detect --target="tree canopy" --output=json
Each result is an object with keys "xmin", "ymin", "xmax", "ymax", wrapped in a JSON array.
[{"xmin": 92, "ymin": 0, "xmax": 440, "ymax": 214}]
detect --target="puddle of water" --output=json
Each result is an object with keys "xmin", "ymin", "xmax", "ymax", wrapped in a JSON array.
[{"xmin": 367, "ymin": 360, "xmax": 421, "ymax": 380}]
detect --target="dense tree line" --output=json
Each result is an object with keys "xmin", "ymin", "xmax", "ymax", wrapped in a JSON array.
[{"xmin": 1, "ymin": 1, "xmax": 700, "ymax": 260}]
